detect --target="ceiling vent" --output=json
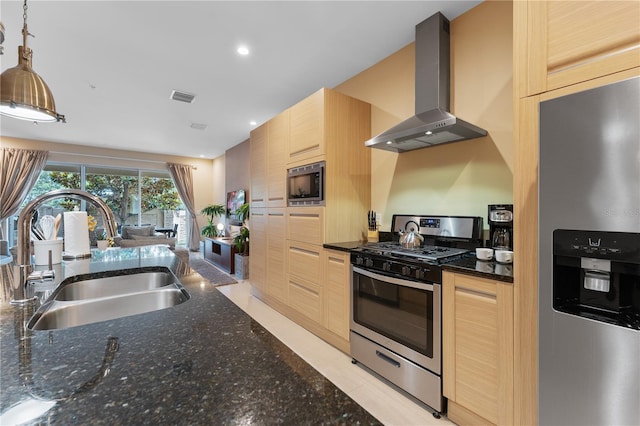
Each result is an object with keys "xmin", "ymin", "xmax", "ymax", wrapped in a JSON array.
[
  {"xmin": 190, "ymin": 122, "xmax": 207, "ymax": 130},
  {"xmin": 170, "ymin": 90, "xmax": 195, "ymax": 103}
]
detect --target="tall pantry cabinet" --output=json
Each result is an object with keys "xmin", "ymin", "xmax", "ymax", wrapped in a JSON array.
[{"xmin": 250, "ymin": 87, "xmax": 370, "ymax": 352}]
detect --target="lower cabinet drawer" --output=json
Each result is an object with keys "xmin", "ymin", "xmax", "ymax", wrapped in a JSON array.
[
  {"xmin": 287, "ymin": 207, "xmax": 324, "ymax": 245},
  {"xmin": 288, "ymin": 275, "xmax": 323, "ymax": 324},
  {"xmin": 287, "ymin": 241, "xmax": 322, "ymax": 284}
]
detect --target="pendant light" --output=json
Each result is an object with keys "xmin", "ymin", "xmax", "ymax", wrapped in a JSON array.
[{"xmin": 0, "ymin": 0, "xmax": 65, "ymax": 123}]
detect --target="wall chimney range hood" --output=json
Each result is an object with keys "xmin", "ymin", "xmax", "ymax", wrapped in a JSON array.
[{"xmin": 365, "ymin": 12, "xmax": 487, "ymax": 153}]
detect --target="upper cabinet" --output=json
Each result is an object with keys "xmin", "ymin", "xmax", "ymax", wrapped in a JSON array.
[
  {"xmin": 251, "ymin": 87, "xmax": 371, "ymax": 244},
  {"xmin": 515, "ymin": 0, "xmax": 640, "ymax": 97},
  {"xmin": 249, "ymin": 123, "xmax": 267, "ymax": 208},
  {"xmin": 288, "ymin": 89, "xmax": 325, "ymax": 164},
  {"xmin": 267, "ymin": 110, "xmax": 289, "ymax": 208}
]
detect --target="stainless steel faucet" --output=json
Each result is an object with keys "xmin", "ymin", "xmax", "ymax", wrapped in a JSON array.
[{"xmin": 12, "ymin": 189, "xmax": 118, "ymax": 304}]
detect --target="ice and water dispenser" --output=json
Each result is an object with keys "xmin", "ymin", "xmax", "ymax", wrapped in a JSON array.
[{"xmin": 553, "ymin": 230, "xmax": 640, "ymax": 329}]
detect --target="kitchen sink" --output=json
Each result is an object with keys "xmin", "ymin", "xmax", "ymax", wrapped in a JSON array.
[
  {"xmin": 27, "ymin": 267, "xmax": 190, "ymax": 331},
  {"xmin": 52, "ymin": 270, "xmax": 175, "ymax": 301}
]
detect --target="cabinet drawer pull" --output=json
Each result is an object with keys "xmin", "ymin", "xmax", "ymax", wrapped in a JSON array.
[
  {"xmin": 290, "ymin": 144, "xmax": 320, "ymax": 156},
  {"xmin": 291, "ymin": 246, "xmax": 320, "ymax": 256},
  {"xmin": 289, "ymin": 213, "xmax": 320, "ymax": 218},
  {"xmin": 376, "ymin": 350, "xmax": 400, "ymax": 368}
]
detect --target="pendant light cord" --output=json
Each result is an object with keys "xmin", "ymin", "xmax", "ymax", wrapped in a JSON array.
[{"xmin": 21, "ymin": 0, "xmax": 32, "ymax": 60}]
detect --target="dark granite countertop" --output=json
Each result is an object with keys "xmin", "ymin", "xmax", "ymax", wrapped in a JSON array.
[
  {"xmin": 323, "ymin": 241, "xmax": 365, "ymax": 252},
  {"xmin": 0, "ymin": 246, "xmax": 379, "ymax": 425},
  {"xmin": 443, "ymin": 253, "xmax": 514, "ymax": 283}
]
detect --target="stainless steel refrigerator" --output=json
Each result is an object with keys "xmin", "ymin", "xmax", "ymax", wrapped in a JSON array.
[{"xmin": 539, "ymin": 76, "xmax": 640, "ymax": 425}]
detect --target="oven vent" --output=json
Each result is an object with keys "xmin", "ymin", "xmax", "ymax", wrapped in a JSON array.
[{"xmin": 170, "ymin": 90, "xmax": 196, "ymax": 103}]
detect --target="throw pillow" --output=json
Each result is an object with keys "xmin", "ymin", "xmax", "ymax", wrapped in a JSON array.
[{"xmin": 122, "ymin": 225, "xmax": 155, "ymax": 239}]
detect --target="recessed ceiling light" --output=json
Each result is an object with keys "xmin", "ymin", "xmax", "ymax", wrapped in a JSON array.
[
  {"xmin": 249, "ymin": 121, "xmax": 257, "ymax": 126},
  {"xmin": 237, "ymin": 46, "xmax": 249, "ymax": 56},
  {"xmin": 199, "ymin": 155, "xmax": 205, "ymax": 158}
]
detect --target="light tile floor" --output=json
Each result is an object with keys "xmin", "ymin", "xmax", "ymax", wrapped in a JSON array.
[{"xmin": 217, "ymin": 278, "xmax": 454, "ymax": 426}]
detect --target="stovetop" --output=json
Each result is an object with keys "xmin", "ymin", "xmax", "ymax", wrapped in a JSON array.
[
  {"xmin": 350, "ymin": 214, "xmax": 483, "ymax": 284},
  {"xmin": 359, "ymin": 242, "xmax": 469, "ymax": 262},
  {"xmin": 351, "ymin": 242, "xmax": 471, "ymax": 284}
]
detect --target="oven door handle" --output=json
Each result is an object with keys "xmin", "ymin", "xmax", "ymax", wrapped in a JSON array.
[{"xmin": 352, "ymin": 266, "xmax": 436, "ymax": 292}]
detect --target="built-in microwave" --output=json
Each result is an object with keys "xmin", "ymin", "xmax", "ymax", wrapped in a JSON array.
[{"xmin": 287, "ymin": 161, "xmax": 325, "ymax": 206}]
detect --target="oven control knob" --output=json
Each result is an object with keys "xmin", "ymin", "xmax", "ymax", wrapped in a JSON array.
[
  {"xmin": 401, "ymin": 266, "xmax": 412, "ymax": 276},
  {"xmin": 383, "ymin": 262, "xmax": 392, "ymax": 272},
  {"xmin": 355, "ymin": 256, "xmax": 364, "ymax": 265},
  {"xmin": 416, "ymin": 269, "xmax": 425, "ymax": 279},
  {"xmin": 365, "ymin": 258, "xmax": 374, "ymax": 268}
]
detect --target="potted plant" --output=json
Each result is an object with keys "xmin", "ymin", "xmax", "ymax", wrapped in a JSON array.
[
  {"xmin": 200, "ymin": 204, "xmax": 227, "ymax": 238},
  {"xmin": 232, "ymin": 203, "xmax": 250, "ymax": 279},
  {"xmin": 96, "ymin": 230, "xmax": 109, "ymax": 250}
]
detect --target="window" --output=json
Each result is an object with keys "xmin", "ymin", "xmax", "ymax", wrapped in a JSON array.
[
  {"xmin": 8, "ymin": 163, "xmax": 186, "ymax": 248},
  {"xmin": 86, "ymin": 166, "xmax": 140, "ymax": 228}
]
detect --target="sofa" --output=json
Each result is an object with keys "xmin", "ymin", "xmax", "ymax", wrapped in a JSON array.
[
  {"xmin": 113, "ymin": 225, "xmax": 175, "ymax": 248},
  {"xmin": 113, "ymin": 225, "xmax": 189, "ymax": 265}
]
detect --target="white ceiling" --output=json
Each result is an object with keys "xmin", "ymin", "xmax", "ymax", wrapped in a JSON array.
[{"xmin": 0, "ymin": 0, "xmax": 482, "ymax": 159}]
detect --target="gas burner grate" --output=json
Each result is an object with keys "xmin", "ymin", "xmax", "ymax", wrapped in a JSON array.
[{"xmin": 361, "ymin": 243, "xmax": 468, "ymax": 261}]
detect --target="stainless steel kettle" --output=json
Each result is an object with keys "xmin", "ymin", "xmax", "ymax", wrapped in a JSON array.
[{"xmin": 398, "ymin": 221, "xmax": 423, "ymax": 248}]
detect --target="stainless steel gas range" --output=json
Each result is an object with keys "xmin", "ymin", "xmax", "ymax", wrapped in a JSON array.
[{"xmin": 350, "ymin": 214, "xmax": 483, "ymax": 418}]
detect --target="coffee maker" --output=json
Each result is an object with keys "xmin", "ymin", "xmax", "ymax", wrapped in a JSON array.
[{"xmin": 488, "ymin": 204, "xmax": 513, "ymax": 250}]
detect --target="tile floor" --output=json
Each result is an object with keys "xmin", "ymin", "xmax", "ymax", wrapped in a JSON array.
[{"xmin": 217, "ymin": 278, "xmax": 454, "ymax": 426}]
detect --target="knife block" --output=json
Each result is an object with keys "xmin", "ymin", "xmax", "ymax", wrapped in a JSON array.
[{"xmin": 367, "ymin": 230, "xmax": 379, "ymax": 243}]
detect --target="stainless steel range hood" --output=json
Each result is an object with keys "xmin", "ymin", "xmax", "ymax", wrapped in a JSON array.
[{"xmin": 365, "ymin": 12, "xmax": 487, "ymax": 153}]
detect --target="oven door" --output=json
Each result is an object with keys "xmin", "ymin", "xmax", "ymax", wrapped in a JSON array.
[{"xmin": 350, "ymin": 266, "xmax": 441, "ymax": 374}]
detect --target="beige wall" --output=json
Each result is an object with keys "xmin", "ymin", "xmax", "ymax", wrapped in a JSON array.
[
  {"xmin": 211, "ymin": 154, "xmax": 226, "ymax": 206},
  {"xmin": 1, "ymin": 136, "xmax": 216, "ymax": 235},
  {"xmin": 224, "ymin": 139, "xmax": 250, "ymax": 196},
  {"xmin": 334, "ymin": 0, "xmax": 513, "ymax": 233}
]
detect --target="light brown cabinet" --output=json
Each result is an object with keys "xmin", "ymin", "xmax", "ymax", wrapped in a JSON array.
[
  {"xmin": 288, "ymin": 89, "xmax": 325, "ymax": 164},
  {"xmin": 249, "ymin": 123, "xmax": 267, "ymax": 208},
  {"xmin": 266, "ymin": 209, "xmax": 287, "ymax": 303},
  {"xmin": 250, "ymin": 110, "xmax": 289, "ymax": 209},
  {"xmin": 248, "ymin": 208, "xmax": 267, "ymax": 292},
  {"xmin": 286, "ymin": 207, "xmax": 324, "ymax": 246},
  {"xmin": 267, "ymin": 110, "xmax": 289, "ymax": 208},
  {"xmin": 323, "ymin": 249, "xmax": 350, "ymax": 341},
  {"xmin": 443, "ymin": 271, "xmax": 513, "ymax": 426},
  {"xmin": 287, "ymin": 240, "xmax": 323, "ymax": 324},
  {"xmin": 515, "ymin": 0, "xmax": 640, "ymax": 97},
  {"xmin": 249, "ymin": 87, "xmax": 369, "ymax": 354}
]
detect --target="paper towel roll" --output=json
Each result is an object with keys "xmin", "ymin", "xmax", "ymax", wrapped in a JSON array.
[{"xmin": 63, "ymin": 211, "xmax": 91, "ymax": 257}]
